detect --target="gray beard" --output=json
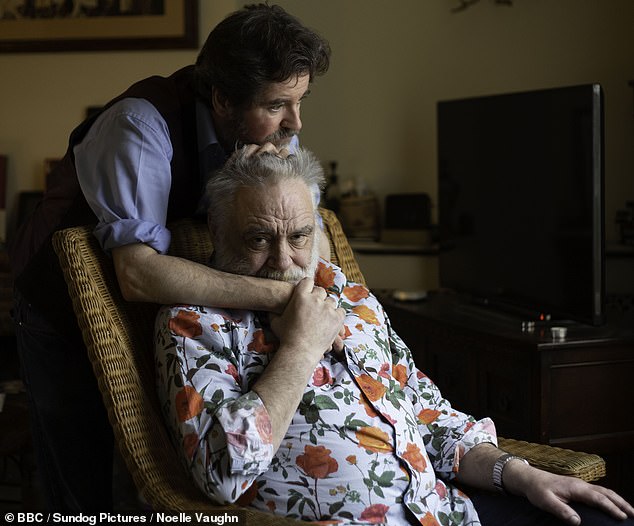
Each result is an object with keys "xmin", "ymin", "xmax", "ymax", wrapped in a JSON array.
[
  {"xmin": 211, "ymin": 236, "xmax": 320, "ymax": 284},
  {"xmin": 228, "ymin": 111, "xmax": 298, "ymax": 149}
]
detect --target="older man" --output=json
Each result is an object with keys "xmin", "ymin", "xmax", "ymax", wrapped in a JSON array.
[{"xmin": 154, "ymin": 149, "xmax": 634, "ymax": 525}]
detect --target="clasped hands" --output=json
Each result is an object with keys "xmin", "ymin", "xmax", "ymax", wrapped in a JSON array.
[{"xmin": 268, "ymin": 278, "xmax": 347, "ymax": 362}]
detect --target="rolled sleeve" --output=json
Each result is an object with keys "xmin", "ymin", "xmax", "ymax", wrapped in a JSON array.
[
  {"xmin": 450, "ymin": 417, "xmax": 498, "ymax": 477},
  {"xmin": 388, "ymin": 324, "xmax": 499, "ymax": 481},
  {"xmin": 75, "ymin": 98, "xmax": 173, "ymax": 253},
  {"xmin": 95, "ymin": 218, "xmax": 171, "ymax": 254},
  {"xmin": 214, "ymin": 392, "xmax": 275, "ymax": 475},
  {"xmin": 155, "ymin": 306, "xmax": 275, "ymax": 504}
]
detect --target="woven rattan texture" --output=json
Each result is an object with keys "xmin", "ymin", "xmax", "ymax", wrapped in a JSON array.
[
  {"xmin": 52, "ymin": 210, "xmax": 603, "ymax": 522},
  {"xmin": 498, "ymin": 438, "xmax": 605, "ymax": 482}
]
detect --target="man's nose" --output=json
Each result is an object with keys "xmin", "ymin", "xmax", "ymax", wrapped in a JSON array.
[
  {"xmin": 283, "ymin": 106, "xmax": 302, "ymax": 132},
  {"xmin": 268, "ymin": 243, "xmax": 293, "ymax": 271}
]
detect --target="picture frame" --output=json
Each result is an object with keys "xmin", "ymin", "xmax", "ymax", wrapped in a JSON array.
[{"xmin": 0, "ymin": 1, "xmax": 198, "ymax": 53}]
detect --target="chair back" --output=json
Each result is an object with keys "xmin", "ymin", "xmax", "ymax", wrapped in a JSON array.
[{"xmin": 52, "ymin": 209, "xmax": 363, "ymax": 520}]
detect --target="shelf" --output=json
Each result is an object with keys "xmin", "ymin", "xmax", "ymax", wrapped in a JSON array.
[{"xmin": 349, "ymin": 239, "xmax": 439, "ymax": 255}]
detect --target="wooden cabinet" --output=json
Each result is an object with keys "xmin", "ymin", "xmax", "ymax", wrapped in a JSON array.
[{"xmin": 377, "ymin": 291, "xmax": 634, "ymax": 498}]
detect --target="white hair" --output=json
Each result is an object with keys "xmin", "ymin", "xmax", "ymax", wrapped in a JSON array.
[{"xmin": 206, "ymin": 147, "xmax": 325, "ymax": 244}]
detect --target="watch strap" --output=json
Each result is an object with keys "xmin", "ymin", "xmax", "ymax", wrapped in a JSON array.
[{"xmin": 492, "ymin": 453, "xmax": 529, "ymax": 494}]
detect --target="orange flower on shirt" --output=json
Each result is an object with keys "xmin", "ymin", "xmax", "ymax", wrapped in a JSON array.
[
  {"xmin": 420, "ymin": 511, "xmax": 441, "ymax": 526},
  {"xmin": 355, "ymin": 374, "xmax": 387, "ymax": 402},
  {"xmin": 296, "ymin": 445, "xmax": 339, "ymax": 479},
  {"xmin": 247, "ymin": 329, "xmax": 277, "ymax": 354},
  {"xmin": 418, "ymin": 408, "xmax": 441, "ymax": 425},
  {"xmin": 343, "ymin": 284, "xmax": 369, "ymax": 302},
  {"xmin": 355, "ymin": 426, "xmax": 393, "ymax": 454},
  {"xmin": 359, "ymin": 393, "xmax": 379, "ymax": 418},
  {"xmin": 175, "ymin": 386, "xmax": 204, "ymax": 422},
  {"xmin": 352, "ymin": 304, "xmax": 380, "ymax": 325},
  {"xmin": 402, "ymin": 442, "xmax": 427, "ymax": 472},
  {"xmin": 392, "ymin": 364, "xmax": 408, "ymax": 389},
  {"xmin": 315, "ymin": 261, "xmax": 336, "ymax": 289},
  {"xmin": 169, "ymin": 310, "xmax": 202, "ymax": 338}
]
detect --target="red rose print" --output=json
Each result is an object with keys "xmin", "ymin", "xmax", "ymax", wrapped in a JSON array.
[
  {"xmin": 169, "ymin": 310, "xmax": 202, "ymax": 338},
  {"xmin": 360, "ymin": 504, "xmax": 390, "ymax": 524},
  {"xmin": 312, "ymin": 366, "xmax": 333, "ymax": 387}
]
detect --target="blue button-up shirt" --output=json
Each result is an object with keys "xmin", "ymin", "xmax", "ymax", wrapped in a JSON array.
[{"xmin": 74, "ymin": 97, "xmax": 300, "ymax": 254}]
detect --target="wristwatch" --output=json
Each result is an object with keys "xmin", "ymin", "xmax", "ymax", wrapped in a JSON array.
[{"xmin": 492, "ymin": 453, "xmax": 529, "ymax": 494}]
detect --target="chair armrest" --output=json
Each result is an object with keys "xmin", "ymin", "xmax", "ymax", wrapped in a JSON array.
[{"xmin": 498, "ymin": 437, "xmax": 606, "ymax": 482}]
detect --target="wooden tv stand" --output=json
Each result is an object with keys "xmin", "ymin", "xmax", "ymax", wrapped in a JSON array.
[{"xmin": 377, "ymin": 291, "xmax": 634, "ymax": 499}]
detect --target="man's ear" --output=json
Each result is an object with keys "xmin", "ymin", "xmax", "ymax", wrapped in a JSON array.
[{"xmin": 211, "ymin": 87, "xmax": 232, "ymax": 118}]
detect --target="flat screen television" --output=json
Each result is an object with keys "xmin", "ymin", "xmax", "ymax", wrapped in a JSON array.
[{"xmin": 437, "ymin": 84, "xmax": 605, "ymax": 326}]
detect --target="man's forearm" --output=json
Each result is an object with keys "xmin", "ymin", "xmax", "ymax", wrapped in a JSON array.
[
  {"xmin": 113, "ymin": 243, "xmax": 293, "ymax": 312},
  {"xmin": 251, "ymin": 278, "xmax": 346, "ymax": 452},
  {"xmin": 251, "ymin": 343, "xmax": 323, "ymax": 451},
  {"xmin": 455, "ymin": 442, "xmax": 532, "ymax": 494}
]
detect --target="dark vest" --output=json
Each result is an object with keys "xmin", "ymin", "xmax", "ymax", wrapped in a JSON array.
[{"xmin": 10, "ymin": 65, "xmax": 204, "ymax": 327}]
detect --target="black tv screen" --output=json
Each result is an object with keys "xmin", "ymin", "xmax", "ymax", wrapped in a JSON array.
[{"xmin": 437, "ymin": 84, "xmax": 605, "ymax": 325}]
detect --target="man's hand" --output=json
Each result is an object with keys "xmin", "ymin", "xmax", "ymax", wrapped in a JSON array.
[
  {"xmin": 460, "ymin": 443, "xmax": 634, "ymax": 525},
  {"xmin": 241, "ymin": 142, "xmax": 291, "ymax": 158},
  {"xmin": 270, "ymin": 279, "xmax": 346, "ymax": 358},
  {"xmin": 270, "ymin": 277, "xmax": 345, "ymax": 365},
  {"xmin": 330, "ymin": 325, "xmax": 347, "ymax": 357},
  {"xmin": 506, "ymin": 460, "xmax": 634, "ymax": 525}
]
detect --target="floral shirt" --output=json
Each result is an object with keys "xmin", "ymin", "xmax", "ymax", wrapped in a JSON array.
[{"xmin": 154, "ymin": 259, "xmax": 497, "ymax": 525}]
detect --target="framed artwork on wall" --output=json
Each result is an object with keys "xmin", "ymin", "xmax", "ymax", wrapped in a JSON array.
[{"xmin": 0, "ymin": 1, "xmax": 198, "ymax": 53}]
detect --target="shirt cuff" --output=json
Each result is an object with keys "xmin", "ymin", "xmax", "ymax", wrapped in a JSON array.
[
  {"xmin": 96, "ymin": 214, "xmax": 321, "ymax": 253},
  {"xmin": 94, "ymin": 219, "xmax": 172, "ymax": 254},
  {"xmin": 215, "ymin": 392, "xmax": 275, "ymax": 475},
  {"xmin": 451, "ymin": 417, "xmax": 498, "ymax": 478}
]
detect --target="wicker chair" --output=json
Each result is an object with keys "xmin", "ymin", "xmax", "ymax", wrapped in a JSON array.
[{"xmin": 52, "ymin": 208, "xmax": 606, "ymax": 523}]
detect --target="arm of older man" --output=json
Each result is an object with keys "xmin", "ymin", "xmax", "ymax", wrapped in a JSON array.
[
  {"xmin": 456, "ymin": 442, "xmax": 634, "ymax": 525},
  {"xmin": 252, "ymin": 277, "xmax": 346, "ymax": 450}
]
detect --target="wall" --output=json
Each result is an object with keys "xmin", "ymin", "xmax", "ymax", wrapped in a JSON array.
[
  {"xmin": 274, "ymin": 0, "xmax": 634, "ymax": 241},
  {"xmin": 0, "ymin": 1, "xmax": 235, "ymax": 237},
  {"xmin": 1, "ymin": 0, "xmax": 633, "ymax": 277}
]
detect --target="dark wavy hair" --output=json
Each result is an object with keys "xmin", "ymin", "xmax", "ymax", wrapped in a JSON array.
[{"xmin": 194, "ymin": 4, "xmax": 331, "ymax": 108}]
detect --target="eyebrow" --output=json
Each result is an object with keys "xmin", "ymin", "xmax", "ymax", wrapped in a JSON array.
[
  {"xmin": 243, "ymin": 224, "xmax": 314, "ymax": 237},
  {"xmin": 262, "ymin": 90, "xmax": 312, "ymax": 106},
  {"xmin": 292, "ymin": 225, "xmax": 314, "ymax": 236}
]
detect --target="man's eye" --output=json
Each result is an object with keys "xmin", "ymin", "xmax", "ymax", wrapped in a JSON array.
[
  {"xmin": 249, "ymin": 237, "xmax": 269, "ymax": 248},
  {"xmin": 290, "ymin": 234, "xmax": 308, "ymax": 246},
  {"xmin": 268, "ymin": 105, "xmax": 283, "ymax": 113}
]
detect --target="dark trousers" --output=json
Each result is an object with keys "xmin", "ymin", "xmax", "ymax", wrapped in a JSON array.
[
  {"xmin": 471, "ymin": 491, "xmax": 634, "ymax": 526},
  {"xmin": 13, "ymin": 288, "xmax": 114, "ymax": 511}
]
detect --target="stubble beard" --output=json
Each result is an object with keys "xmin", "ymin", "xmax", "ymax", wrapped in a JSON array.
[{"xmin": 228, "ymin": 111, "xmax": 299, "ymax": 150}]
